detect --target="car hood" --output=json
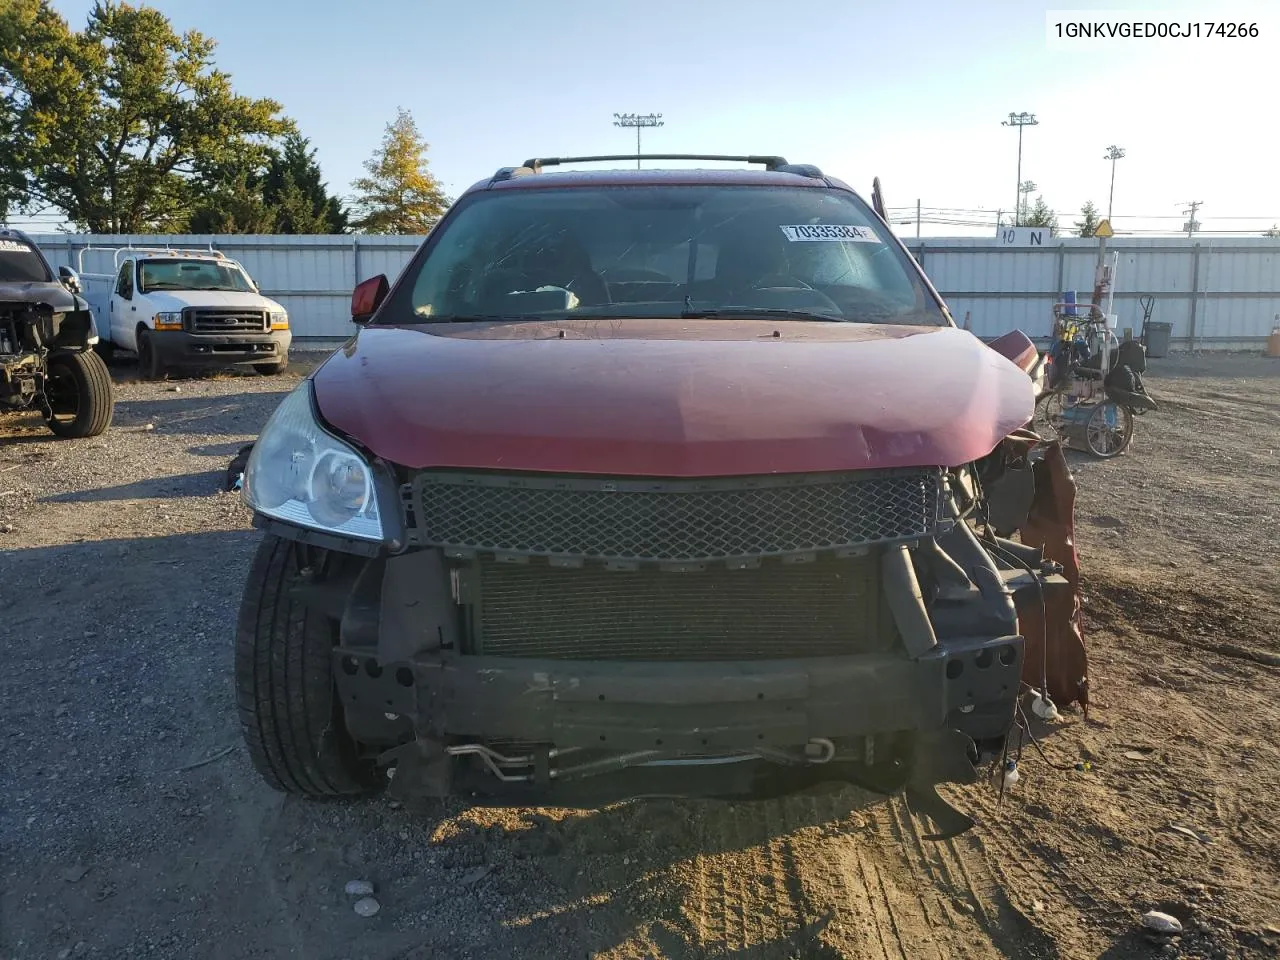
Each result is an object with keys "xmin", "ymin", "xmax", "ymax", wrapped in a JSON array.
[
  {"xmin": 312, "ymin": 319, "xmax": 1034, "ymax": 476},
  {"xmin": 0, "ymin": 280, "xmax": 78, "ymax": 312},
  {"xmin": 145, "ymin": 290, "xmax": 282, "ymax": 312}
]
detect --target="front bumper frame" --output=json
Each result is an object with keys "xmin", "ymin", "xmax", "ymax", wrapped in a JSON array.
[
  {"xmin": 333, "ymin": 634, "xmax": 1022, "ymax": 830},
  {"xmin": 336, "ymin": 638, "xmax": 1021, "ymax": 750}
]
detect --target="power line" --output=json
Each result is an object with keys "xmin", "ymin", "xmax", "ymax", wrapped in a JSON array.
[{"xmin": 884, "ymin": 203, "xmax": 1280, "ymax": 221}]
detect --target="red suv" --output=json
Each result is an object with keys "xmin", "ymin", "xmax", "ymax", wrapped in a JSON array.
[{"xmin": 235, "ymin": 154, "xmax": 1086, "ymax": 837}]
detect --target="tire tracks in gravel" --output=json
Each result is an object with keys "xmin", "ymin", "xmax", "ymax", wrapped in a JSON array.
[{"xmin": 602, "ymin": 790, "xmax": 1047, "ymax": 959}]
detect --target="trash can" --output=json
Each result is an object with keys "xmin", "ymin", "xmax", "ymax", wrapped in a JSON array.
[{"xmin": 1143, "ymin": 321, "xmax": 1172, "ymax": 359}]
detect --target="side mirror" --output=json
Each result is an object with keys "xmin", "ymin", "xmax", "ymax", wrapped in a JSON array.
[
  {"xmin": 351, "ymin": 274, "xmax": 389, "ymax": 324},
  {"xmin": 59, "ymin": 265, "xmax": 82, "ymax": 295}
]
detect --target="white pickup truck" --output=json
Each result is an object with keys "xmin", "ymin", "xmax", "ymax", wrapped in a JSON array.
[{"xmin": 79, "ymin": 247, "xmax": 291, "ymax": 379}]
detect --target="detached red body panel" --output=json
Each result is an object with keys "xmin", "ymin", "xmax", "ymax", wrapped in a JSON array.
[
  {"xmin": 1018, "ymin": 442, "xmax": 1090, "ymax": 713},
  {"xmin": 988, "ymin": 329, "xmax": 1040, "ymax": 375},
  {"xmin": 312, "ymin": 320, "xmax": 1035, "ymax": 476}
]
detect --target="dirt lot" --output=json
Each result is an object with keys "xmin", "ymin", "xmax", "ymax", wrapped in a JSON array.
[{"xmin": 2, "ymin": 352, "xmax": 1278, "ymax": 960}]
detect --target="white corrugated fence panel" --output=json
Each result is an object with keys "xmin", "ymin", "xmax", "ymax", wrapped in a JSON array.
[{"xmin": 21, "ymin": 232, "xmax": 1280, "ymax": 346}]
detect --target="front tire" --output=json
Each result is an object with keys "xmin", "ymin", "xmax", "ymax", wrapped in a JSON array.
[
  {"xmin": 234, "ymin": 535, "xmax": 380, "ymax": 797},
  {"xmin": 43, "ymin": 350, "xmax": 115, "ymax": 439},
  {"xmin": 136, "ymin": 329, "xmax": 164, "ymax": 381},
  {"xmin": 253, "ymin": 359, "xmax": 288, "ymax": 376}
]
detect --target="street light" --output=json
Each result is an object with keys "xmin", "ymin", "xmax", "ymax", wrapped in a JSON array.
[
  {"xmin": 1002, "ymin": 112, "xmax": 1039, "ymax": 226},
  {"xmin": 1018, "ymin": 180, "xmax": 1037, "ymax": 225},
  {"xmin": 613, "ymin": 113, "xmax": 664, "ymax": 168},
  {"xmin": 1104, "ymin": 145, "xmax": 1125, "ymax": 221}
]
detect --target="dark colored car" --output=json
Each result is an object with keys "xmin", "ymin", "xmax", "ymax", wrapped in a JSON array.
[
  {"xmin": 0, "ymin": 229, "xmax": 114, "ymax": 438},
  {"xmin": 234, "ymin": 155, "xmax": 1087, "ymax": 837}
]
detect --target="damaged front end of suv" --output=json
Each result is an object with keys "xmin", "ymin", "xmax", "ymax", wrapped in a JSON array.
[
  {"xmin": 232, "ymin": 158, "xmax": 1087, "ymax": 838},
  {"xmin": 1, "ymin": 230, "xmax": 114, "ymax": 438}
]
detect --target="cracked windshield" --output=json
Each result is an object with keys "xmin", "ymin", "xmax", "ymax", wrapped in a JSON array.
[{"xmin": 407, "ymin": 185, "xmax": 944, "ymax": 323}]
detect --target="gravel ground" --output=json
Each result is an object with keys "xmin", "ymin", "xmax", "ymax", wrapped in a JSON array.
[{"xmin": 1, "ymin": 350, "xmax": 1278, "ymax": 959}]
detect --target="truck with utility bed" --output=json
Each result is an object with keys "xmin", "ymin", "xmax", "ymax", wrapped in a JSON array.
[
  {"xmin": 79, "ymin": 246, "xmax": 291, "ymax": 379},
  {"xmin": 234, "ymin": 154, "xmax": 1088, "ymax": 838},
  {"xmin": 1, "ymin": 229, "xmax": 114, "ymax": 438}
]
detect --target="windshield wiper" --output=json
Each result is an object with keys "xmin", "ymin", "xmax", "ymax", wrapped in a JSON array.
[
  {"xmin": 404, "ymin": 313, "xmax": 557, "ymax": 324},
  {"xmin": 679, "ymin": 307, "xmax": 847, "ymax": 323}
]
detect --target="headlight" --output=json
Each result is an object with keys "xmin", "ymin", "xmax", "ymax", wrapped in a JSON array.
[
  {"xmin": 269, "ymin": 310, "xmax": 289, "ymax": 330},
  {"xmin": 154, "ymin": 312, "xmax": 183, "ymax": 331},
  {"xmin": 242, "ymin": 381, "xmax": 385, "ymax": 542}
]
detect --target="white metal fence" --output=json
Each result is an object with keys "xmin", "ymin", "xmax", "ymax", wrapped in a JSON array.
[{"xmin": 29, "ymin": 232, "xmax": 1280, "ymax": 348}]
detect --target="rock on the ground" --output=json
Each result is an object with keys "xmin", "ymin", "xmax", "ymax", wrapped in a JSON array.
[
  {"xmin": 1142, "ymin": 910, "xmax": 1184, "ymax": 935},
  {"xmin": 353, "ymin": 896, "xmax": 381, "ymax": 918},
  {"xmin": 345, "ymin": 879, "xmax": 375, "ymax": 897}
]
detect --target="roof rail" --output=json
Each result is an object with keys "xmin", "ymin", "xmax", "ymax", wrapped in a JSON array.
[
  {"xmin": 519, "ymin": 154, "xmax": 802, "ymax": 173},
  {"xmin": 107, "ymin": 245, "xmax": 226, "ymax": 270},
  {"xmin": 73, "ymin": 243, "xmax": 229, "ymax": 273},
  {"xmin": 489, "ymin": 166, "xmax": 538, "ymax": 183},
  {"xmin": 773, "ymin": 163, "xmax": 825, "ymax": 178}
]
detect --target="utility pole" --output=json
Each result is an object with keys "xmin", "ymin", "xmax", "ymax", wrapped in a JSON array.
[
  {"xmin": 1182, "ymin": 200, "xmax": 1202, "ymax": 237},
  {"xmin": 1002, "ymin": 112, "xmax": 1039, "ymax": 226},
  {"xmin": 916, "ymin": 198, "xmax": 921, "ymax": 238},
  {"xmin": 1104, "ymin": 145, "xmax": 1125, "ymax": 221},
  {"xmin": 612, "ymin": 113, "xmax": 664, "ymax": 168}
]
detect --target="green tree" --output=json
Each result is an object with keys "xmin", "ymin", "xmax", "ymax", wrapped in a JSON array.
[
  {"xmin": 351, "ymin": 107, "xmax": 450, "ymax": 234},
  {"xmin": 1023, "ymin": 196, "xmax": 1059, "ymax": 235},
  {"xmin": 1263, "ymin": 225, "xmax": 1280, "ymax": 238},
  {"xmin": 0, "ymin": 0, "xmax": 290, "ymax": 232},
  {"xmin": 190, "ymin": 134, "xmax": 347, "ymax": 235},
  {"xmin": 188, "ymin": 169, "xmax": 275, "ymax": 233},
  {"xmin": 187, "ymin": 132, "xmax": 349, "ymax": 234},
  {"xmin": 1075, "ymin": 200, "xmax": 1101, "ymax": 238},
  {"xmin": 261, "ymin": 133, "xmax": 348, "ymax": 234},
  {"xmin": 0, "ymin": 94, "xmax": 23, "ymax": 222}
]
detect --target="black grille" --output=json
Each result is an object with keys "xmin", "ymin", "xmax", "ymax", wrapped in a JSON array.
[
  {"xmin": 184, "ymin": 308, "xmax": 267, "ymax": 334},
  {"xmin": 411, "ymin": 469, "xmax": 940, "ymax": 564},
  {"xmin": 475, "ymin": 555, "xmax": 891, "ymax": 660}
]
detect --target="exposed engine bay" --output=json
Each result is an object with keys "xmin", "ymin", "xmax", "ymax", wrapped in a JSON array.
[{"xmin": 0, "ymin": 299, "xmax": 95, "ymax": 413}]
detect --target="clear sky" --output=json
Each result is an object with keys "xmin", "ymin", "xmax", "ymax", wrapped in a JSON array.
[{"xmin": 39, "ymin": 0, "xmax": 1280, "ymax": 237}]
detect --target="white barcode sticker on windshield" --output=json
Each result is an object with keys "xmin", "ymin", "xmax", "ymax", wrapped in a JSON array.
[{"xmin": 779, "ymin": 224, "xmax": 879, "ymax": 242}]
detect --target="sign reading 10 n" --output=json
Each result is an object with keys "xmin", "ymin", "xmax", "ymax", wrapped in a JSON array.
[{"xmin": 997, "ymin": 227, "xmax": 1050, "ymax": 246}]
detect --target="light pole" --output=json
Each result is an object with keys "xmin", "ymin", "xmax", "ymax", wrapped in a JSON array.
[
  {"xmin": 1002, "ymin": 112, "xmax": 1039, "ymax": 226},
  {"xmin": 1018, "ymin": 180, "xmax": 1037, "ymax": 224},
  {"xmin": 612, "ymin": 113, "xmax": 664, "ymax": 168},
  {"xmin": 1104, "ymin": 145, "xmax": 1125, "ymax": 221}
]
